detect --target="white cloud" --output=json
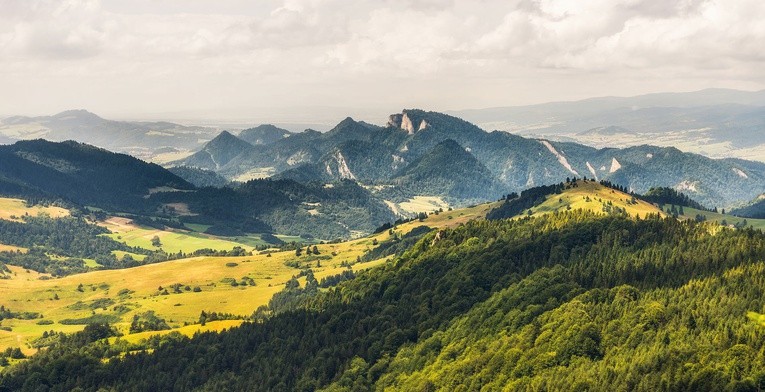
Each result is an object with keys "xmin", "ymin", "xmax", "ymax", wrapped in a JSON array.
[{"xmin": 0, "ymin": 0, "xmax": 763, "ymax": 119}]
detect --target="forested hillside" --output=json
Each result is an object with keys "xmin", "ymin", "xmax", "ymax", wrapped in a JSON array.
[
  {"xmin": 4, "ymin": 210, "xmax": 765, "ymax": 391},
  {"xmin": 0, "ymin": 140, "xmax": 193, "ymax": 212}
]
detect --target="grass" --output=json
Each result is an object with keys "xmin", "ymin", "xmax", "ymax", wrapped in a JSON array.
[
  {"xmin": 100, "ymin": 217, "xmax": 260, "ymax": 254},
  {"xmin": 676, "ymin": 206, "xmax": 765, "ymax": 230},
  {"xmin": 397, "ymin": 196, "xmax": 450, "ymax": 215},
  {"xmin": 0, "ymin": 198, "xmax": 69, "ymax": 222},
  {"xmin": 0, "ymin": 243, "xmax": 27, "ymax": 253},
  {"xmin": 528, "ymin": 180, "xmax": 664, "ymax": 219},
  {"xmin": 0, "ymin": 233, "xmax": 388, "ymax": 354},
  {"xmin": 0, "ymin": 199, "xmax": 499, "ymax": 354}
]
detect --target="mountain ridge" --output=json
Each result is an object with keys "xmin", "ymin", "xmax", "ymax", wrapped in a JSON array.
[{"xmin": 176, "ymin": 109, "xmax": 765, "ymax": 209}]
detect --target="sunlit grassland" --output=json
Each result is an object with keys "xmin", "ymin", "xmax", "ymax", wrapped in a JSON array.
[
  {"xmin": 529, "ymin": 180, "xmax": 665, "ymax": 218},
  {"xmin": 677, "ymin": 205, "xmax": 765, "ymax": 230},
  {"xmin": 99, "ymin": 217, "xmax": 263, "ymax": 253},
  {"xmin": 0, "ymin": 233, "xmax": 387, "ymax": 354},
  {"xmin": 0, "ymin": 198, "xmax": 69, "ymax": 222}
]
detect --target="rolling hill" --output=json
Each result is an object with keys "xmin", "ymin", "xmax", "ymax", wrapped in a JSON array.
[
  {"xmin": 0, "ymin": 139, "xmax": 395, "ymax": 239},
  {"xmin": 179, "ymin": 131, "xmax": 256, "ymax": 171},
  {"xmin": 0, "ymin": 139, "xmax": 194, "ymax": 212},
  {"xmin": 237, "ymin": 124, "xmax": 291, "ymax": 146},
  {"xmin": 4, "ymin": 183, "xmax": 765, "ymax": 390}
]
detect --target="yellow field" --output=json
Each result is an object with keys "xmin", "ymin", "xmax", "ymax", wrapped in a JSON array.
[
  {"xmin": 0, "ymin": 232, "xmax": 387, "ymax": 354},
  {"xmin": 0, "ymin": 198, "xmax": 69, "ymax": 222},
  {"xmin": 0, "ymin": 198, "xmax": 501, "ymax": 355},
  {"xmin": 0, "ymin": 243, "xmax": 27, "ymax": 253},
  {"xmin": 99, "ymin": 217, "xmax": 260, "ymax": 253},
  {"xmin": 397, "ymin": 196, "xmax": 450, "ymax": 215},
  {"xmin": 232, "ymin": 167, "xmax": 276, "ymax": 182},
  {"xmin": 392, "ymin": 201, "xmax": 498, "ymax": 236},
  {"xmin": 528, "ymin": 180, "xmax": 664, "ymax": 219}
]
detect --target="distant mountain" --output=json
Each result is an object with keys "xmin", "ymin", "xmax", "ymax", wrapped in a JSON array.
[
  {"xmin": 237, "ymin": 124, "xmax": 292, "ymax": 145},
  {"xmin": 450, "ymin": 89, "xmax": 765, "ymax": 162},
  {"xmin": 0, "ymin": 110, "xmax": 218, "ymax": 160},
  {"xmin": 178, "ymin": 131, "xmax": 256, "ymax": 171},
  {"xmin": 179, "ymin": 108, "xmax": 765, "ymax": 209},
  {"xmin": 0, "ymin": 139, "xmax": 193, "ymax": 211}
]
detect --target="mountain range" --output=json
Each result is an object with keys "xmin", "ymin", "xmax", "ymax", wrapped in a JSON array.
[
  {"xmin": 175, "ymin": 108, "xmax": 765, "ymax": 209},
  {"xmin": 0, "ymin": 110, "xmax": 218, "ymax": 161},
  {"xmin": 451, "ymin": 88, "xmax": 765, "ymax": 162}
]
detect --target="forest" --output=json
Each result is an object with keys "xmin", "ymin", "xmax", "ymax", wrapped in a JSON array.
[{"xmin": 3, "ymin": 211, "xmax": 765, "ymax": 391}]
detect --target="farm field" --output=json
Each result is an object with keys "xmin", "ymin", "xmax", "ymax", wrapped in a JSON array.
[
  {"xmin": 0, "ymin": 198, "xmax": 502, "ymax": 355},
  {"xmin": 0, "ymin": 198, "xmax": 69, "ymax": 222},
  {"xmin": 100, "ymin": 217, "xmax": 262, "ymax": 253},
  {"xmin": 0, "ymin": 236, "xmax": 388, "ymax": 355}
]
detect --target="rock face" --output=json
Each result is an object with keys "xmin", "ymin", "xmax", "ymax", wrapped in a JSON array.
[{"xmin": 387, "ymin": 111, "xmax": 428, "ymax": 135}]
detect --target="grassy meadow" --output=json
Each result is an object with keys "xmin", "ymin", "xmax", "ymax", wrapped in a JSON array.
[
  {"xmin": 0, "ymin": 198, "xmax": 69, "ymax": 222},
  {"xmin": 528, "ymin": 180, "xmax": 665, "ymax": 218}
]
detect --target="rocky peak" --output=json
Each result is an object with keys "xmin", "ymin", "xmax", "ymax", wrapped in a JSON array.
[{"xmin": 387, "ymin": 110, "xmax": 429, "ymax": 135}]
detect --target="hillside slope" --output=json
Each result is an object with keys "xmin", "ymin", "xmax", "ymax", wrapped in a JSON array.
[
  {"xmin": 0, "ymin": 139, "xmax": 193, "ymax": 211},
  {"xmin": 4, "ymin": 210, "xmax": 765, "ymax": 390}
]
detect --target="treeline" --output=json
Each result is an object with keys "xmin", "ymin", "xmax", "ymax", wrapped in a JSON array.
[
  {"xmin": 486, "ymin": 182, "xmax": 565, "ymax": 220},
  {"xmin": 4, "ymin": 212, "xmax": 765, "ymax": 390},
  {"xmin": 0, "ymin": 215, "xmax": 140, "ymax": 275},
  {"xmin": 642, "ymin": 186, "xmax": 709, "ymax": 211},
  {"xmin": 0, "ymin": 214, "xmax": 253, "ymax": 276}
]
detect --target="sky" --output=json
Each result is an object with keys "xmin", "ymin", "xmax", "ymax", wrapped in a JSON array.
[{"xmin": 1, "ymin": 0, "xmax": 764, "ymax": 123}]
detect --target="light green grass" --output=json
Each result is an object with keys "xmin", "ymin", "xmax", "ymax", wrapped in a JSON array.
[
  {"xmin": 100, "ymin": 217, "xmax": 256, "ymax": 254},
  {"xmin": 677, "ymin": 206, "xmax": 765, "ymax": 230},
  {"xmin": 184, "ymin": 223, "xmax": 212, "ymax": 233},
  {"xmin": 111, "ymin": 251, "xmax": 147, "ymax": 262}
]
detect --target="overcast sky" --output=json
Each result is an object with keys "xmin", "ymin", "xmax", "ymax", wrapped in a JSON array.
[{"xmin": 1, "ymin": 0, "xmax": 764, "ymax": 123}]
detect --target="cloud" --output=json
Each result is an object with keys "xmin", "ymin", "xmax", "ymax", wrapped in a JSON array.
[{"xmin": 0, "ymin": 0, "xmax": 763, "ymax": 117}]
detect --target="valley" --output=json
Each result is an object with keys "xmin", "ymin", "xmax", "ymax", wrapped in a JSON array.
[
  {"xmin": 3, "ymin": 92, "xmax": 765, "ymax": 392},
  {"xmin": 4, "ymin": 2, "xmax": 763, "ymax": 389}
]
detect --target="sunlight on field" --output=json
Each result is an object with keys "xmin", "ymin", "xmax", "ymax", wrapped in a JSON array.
[
  {"xmin": 391, "ymin": 201, "xmax": 498, "ymax": 236},
  {"xmin": 529, "ymin": 181, "xmax": 664, "ymax": 219},
  {"xmin": 0, "ymin": 243, "xmax": 27, "ymax": 253},
  {"xmin": 0, "ymin": 198, "xmax": 494, "ymax": 354},
  {"xmin": 679, "ymin": 206, "xmax": 765, "ymax": 230},
  {"xmin": 397, "ymin": 196, "xmax": 450, "ymax": 215},
  {"xmin": 232, "ymin": 167, "xmax": 276, "ymax": 182},
  {"xmin": 0, "ymin": 198, "xmax": 70, "ymax": 222},
  {"xmin": 0, "ymin": 231, "xmax": 389, "ymax": 352},
  {"xmin": 99, "ymin": 217, "xmax": 260, "ymax": 253},
  {"xmin": 148, "ymin": 151, "xmax": 194, "ymax": 164}
]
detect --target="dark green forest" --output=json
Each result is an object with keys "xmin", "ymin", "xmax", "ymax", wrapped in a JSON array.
[{"xmin": 3, "ymin": 211, "xmax": 765, "ymax": 391}]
